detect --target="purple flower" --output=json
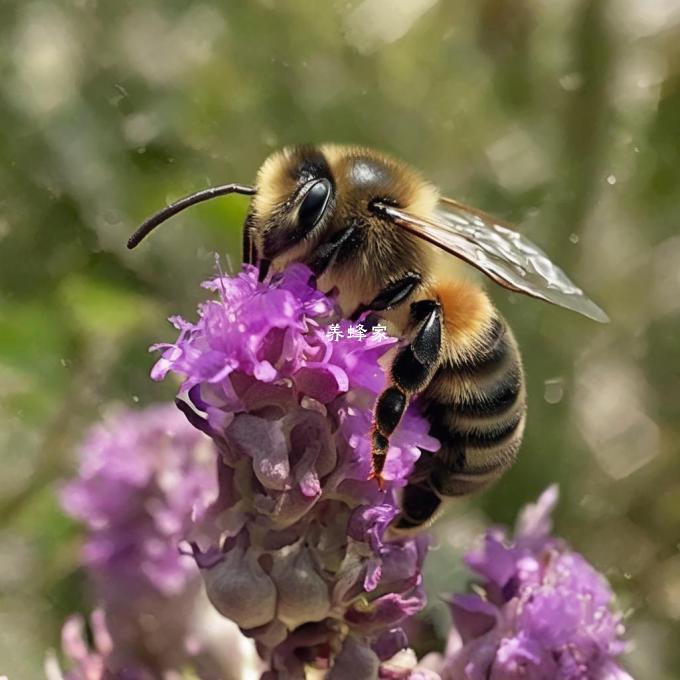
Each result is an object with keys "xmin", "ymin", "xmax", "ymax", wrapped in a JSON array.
[
  {"xmin": 421, "ymin": 486, "xmax": 633, "ymax": 680},
  {"xmin": 60, "ymin": 404, "xmax": 263, "ymax": 677},
  {"xmin": 61, "ymin": 404, "xmax": 216, "ymax": 598},
  {"xmin": 152, "ymin": 263, "xmax": 439, "ymax": 673},
  {"xmin": 46, "ymin": 606, "xmax": 262, "ymax": 680},
  {"xmin": 45, "ymin": 609, "xmax": 152, "ymax": 680}
]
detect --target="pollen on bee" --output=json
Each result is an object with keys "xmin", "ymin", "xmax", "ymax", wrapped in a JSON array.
[{"xmin": 430, "ymin": 279, "xmax": 493, "ymax": 362}]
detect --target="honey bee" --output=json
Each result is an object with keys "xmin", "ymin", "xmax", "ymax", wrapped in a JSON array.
[{"xmin": 128, "ymin": 145, "xmax": 607, "ymax": 533}]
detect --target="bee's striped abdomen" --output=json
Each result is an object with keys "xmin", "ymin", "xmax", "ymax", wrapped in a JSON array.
[
  {"xmin": 392, "ymin": 312, "xmax": 525, "ymax": 533},
  {"xmin": 423, "ymin": 313, "xmax": 526, "ymax": 497}
]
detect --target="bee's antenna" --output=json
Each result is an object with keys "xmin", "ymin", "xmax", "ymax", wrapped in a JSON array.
[{"xmin": 127, "ymin": 183, "xmax": 257, "ymax": 249}]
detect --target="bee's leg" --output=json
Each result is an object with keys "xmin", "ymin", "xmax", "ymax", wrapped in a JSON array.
[
  {"xmin": 306, "ymin": 225, "xmax": 357, "ymax": 278},
  {"xmin": 370, "ymin": 299, "xmax": 442, "ymax": 487},
  {"xmin": 258, "ymin": 258, "xmax": 271, "ymax": 282},
  {"xmin": 388, "ymin": 481, "xmax": 444, "ymax": 536},
  {"xmin": 242, "ymin": 213, "xmax": 256, "ymax": 265},
  {"xmin": 350, "ymin": 272, "xmax": 421, "ymax": 321}
]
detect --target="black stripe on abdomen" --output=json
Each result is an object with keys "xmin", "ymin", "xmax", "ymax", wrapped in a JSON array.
[
  {"xmin": 421, "ymin": 314, "xmax": 525, "ymax": 497},
  {"xmin": 454, "ymin": 316, "xmax": 507, "ymax": 374},
  {"xmin": 456, "ymin": 365, "xmax": 522, "ymax": 418},
  {"xmin": 433, "ymin": 407, "xmax": 524, "ymax": 449}
]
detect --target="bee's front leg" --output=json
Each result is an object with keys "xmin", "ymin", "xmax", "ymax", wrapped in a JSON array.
[
  {"xmin": 306, "ymin": 225, "xmax": 357, "ymax": 278},
  {"xmin": 370, "ymin": 299, "xmax": 442, "ymax": 488},
  {"xmin": 350, "ymin": 272, "xmax": 421, "ymax": 321}
]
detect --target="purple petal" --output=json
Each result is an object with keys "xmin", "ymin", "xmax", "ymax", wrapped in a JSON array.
[
  {"xmin": 465, "ymin": 529, "xmax": 518, "ymax": 589},
  {"xmin": 293, "ymin": 363, "xmax": 349, "ymax": 403},
  {"xmin": 372, "ymin": 628, "xmax": 409, "ymax": 661},
  {"xmin": 449, "ymin": 594, "xmax": 499, "ymax": 643},
  {"xmin": 515, "ymin": 484, "xmax": 559, "ymax": 545},
  {"xmin": 225, "ymin": 415, "xmax": 290, "ymax": 490},
  {"xmin": 346, "ymin": 591, "xmax": 425, "ymax": 633}
]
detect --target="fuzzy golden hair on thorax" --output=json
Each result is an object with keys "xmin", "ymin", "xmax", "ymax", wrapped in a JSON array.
[
  {"xmin": 319, "ymin": 144, "xmax": 439, "ymax": 220},
  {"xmin": 252, "ymin": 144, "xmax": 439, "ymax": 225}
]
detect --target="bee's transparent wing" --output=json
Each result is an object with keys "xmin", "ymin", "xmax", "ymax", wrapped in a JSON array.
[{"xmin": 375, "ymin": 197, "xmax": 609, "ymax": 323}]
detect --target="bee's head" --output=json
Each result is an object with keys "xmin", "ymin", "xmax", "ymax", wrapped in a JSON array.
[
  {"xmin": 248, "ymin": 144, "xmax": 438, "ymax": 269},
  {"xmin": 247, "ymin": 146, "xmax": 336, "ymax": 266},
  {"xmin": 127, "ymin": 144, "xmax": 437, "ymax": 276}
]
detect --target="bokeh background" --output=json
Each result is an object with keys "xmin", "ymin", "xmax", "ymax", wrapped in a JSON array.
[{"xmin": 1, "ymin": 0, "xmax": 679, "ymax": 677}]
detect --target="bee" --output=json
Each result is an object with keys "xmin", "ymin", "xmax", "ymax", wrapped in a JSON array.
[{"xmin": 128, "ymin": 144, "xmax": 607, "ymax": 534}]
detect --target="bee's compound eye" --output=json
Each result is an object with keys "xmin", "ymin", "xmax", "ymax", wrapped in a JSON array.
[{"xmin": 298, "ymin": 179, "xmax": 331, "ymax": 231}]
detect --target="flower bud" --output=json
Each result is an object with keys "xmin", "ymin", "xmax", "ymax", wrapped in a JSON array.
[{"xmin": 198, "ymin": 541, "xmax": 277, "ymax": 630}]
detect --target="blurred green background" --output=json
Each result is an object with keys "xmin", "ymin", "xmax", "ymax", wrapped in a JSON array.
[{"xmin": 1, "ymin": 0, "xmax": 679, "ymax": 677}]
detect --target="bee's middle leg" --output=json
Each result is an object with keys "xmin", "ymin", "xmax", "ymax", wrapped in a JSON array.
[{"xmin": 370, "ymin": 299, "xmax": 442, "ymax": 487}]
